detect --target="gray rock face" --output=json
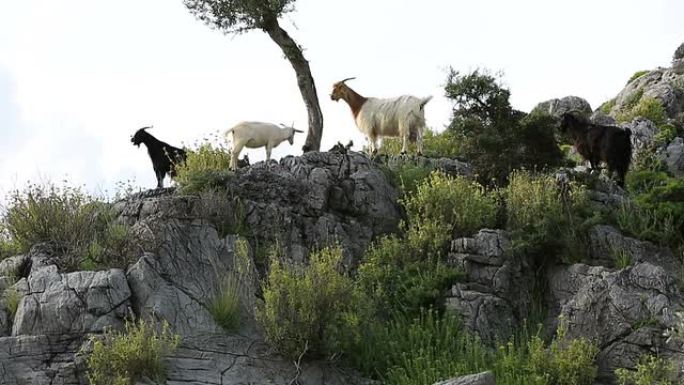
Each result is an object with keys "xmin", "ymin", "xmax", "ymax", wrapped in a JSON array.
[
  {"xmin": 664, "ymin": 137, "xmax": 684, "ymax": 177},
  {"xmin": 445, "ymin": 230, "xmax": 533, "ymax": 341},
  {"xmin": 0, "ymin": 334, "xmax": 85, "ymax": 385},
  {"xmin": 115, "ymin": 151, "xmax": 402, "ymax": 268},
  {"xmin": 12, "ymin": 266, "xmax": 131, "ymax": 336},
  {"xmin": 165, "ymin": 335, "xmax": 370, "ymax": 385},
  {"xmin": 127, "ymin": 220, "xmax": 258, "ymax": 337},
  {"xmin": 591, "ymin": 110, "xmax": 617, "ymax": 125},
  {"xmin": 432, "ymin": 371, "xmax": 495, "ymax": 385},
  {"xmin": 532, "ymin": 96, "xmax": 592, "ymax": 118},
  {"xmin": 623, "ymin": 118, "xmax": 658, "ymax": 156},
  {"xmin": 611, "ymin": 68, "xmax": 684, "ymax": 118},
  {"xmin": 547, "ymin": 263, "xmax": 684, "ymax": 383},
  {"xmin": 588, "ymin": 225, "xmax": 682, "ymax": 280},
  {"xmin": 674, "ymin": 42, "xmax": 684, "ymax": 61}
]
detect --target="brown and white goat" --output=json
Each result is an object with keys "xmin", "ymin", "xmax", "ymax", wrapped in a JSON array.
[{"xmin": 330, "ymin": 77, "xmax": 432, "ymax": 155}]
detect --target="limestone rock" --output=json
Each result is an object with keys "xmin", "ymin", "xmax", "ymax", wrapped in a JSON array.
[
  {"xmin": 12, "ymin": 266, "xmax": 131, "ymax": 336},
  {"xmin": 547, "ymin": 262, "xmax": 684, "ymax": 383},
  {"xmin": 432, "ymin": 371, "xmax": 495, "ymax": 385},
  {"xmin": 664, "ymin": 136, "xmax": 684, "ymax": 177},
  {"xmin": 446, "ymin": 230, "xmax": 533, "ymax": 341},
  {"xmin": 532, "ymin": 96, "xmax": 592, "ymax": 118}
]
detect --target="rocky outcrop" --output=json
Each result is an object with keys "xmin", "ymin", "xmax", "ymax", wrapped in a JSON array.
[
  {"xmin": 664, "ymin": 137, "xmax": 684, "ymax": 177},
  {"xmin": 432, "ymin": 371, "xmax": 495, "ymax": 385},
  {"xmin": 445, "ymin": 230, "xmax": 534, "ymax": 341},
  {"xmin": 588, "ymin": 225, "xmax": 682, "ymax": 280},
  {"xmin": 608, "ymin": 68, "xmax": 684, "ymax": 118},
  {"xmin": 547, "ymin": 263, "xmax": 684, "ymax": 383},
  {"xmin": 532, "ymin": 96, "xmax": 592, "ymax": 118},
  {"xmin": 115, "ymin": 151, "xmax": 402, "ymax": 268}
]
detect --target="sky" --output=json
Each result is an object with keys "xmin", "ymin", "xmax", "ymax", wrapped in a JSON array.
[{"xmin": 0, "ymin": 0, "xmax": 682, "ymax": 197}]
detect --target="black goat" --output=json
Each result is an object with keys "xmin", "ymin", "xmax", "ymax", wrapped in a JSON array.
[
  {"xmin": 131, "ymin": 126, "xmax": 187, "ymax": 188},
  {"xmin": 560, "ymin": 113, "xmax": 632, "ymax": 187}
]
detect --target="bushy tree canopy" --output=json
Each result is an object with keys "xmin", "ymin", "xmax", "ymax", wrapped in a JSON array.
[{"xmin": 184, "ymin": 0, "xmax": 295, "ymax": 33}]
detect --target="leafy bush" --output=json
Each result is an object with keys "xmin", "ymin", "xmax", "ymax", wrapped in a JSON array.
[
  {"xmin": 175, "ymin": 142, "xmax": 234, "ymax": 193},
  {"xmin": 257, "ymin": 246, "xmax": 366, "ymax": 359},
  {"xmin": 445, "ymin": 68, "xmax": 563, "ymax": 185},
  {"xmin": 1, "ymin": 183, "xmax": 140, "ymax": 271},
  {"xmin": 357, "ymin": 235, "xmax": 460, "ymax": 317},
  {"xmin": 87, "ymin": 319, "xmax": 180, "ymax": 385},
  {"xmin": 617, "ymin": 96, "xmax": 667, "ymax": 126},
  {"xmin": 505, "ymin": 171, "xmax": 590, "ymax": 262},
  {"xmin": 348, "ymin": 310, "xmax": 490, "ymax": 385},
  {"xmin": 627, "ymin": 70, "xmax": 649, "ymax": 84},
  {"xmin": 380, "ymin": 127, "xmax": 462, "ymax": 158},
  {"xmin": 615, "ymin": 355, "xmax": 676, "ymax": 385},
  {"xmin": 388, "ymin": 162, "xmax": 435, "ymax": 197},
  {"xmin": 600, "ymin": 98, "xmax": 617, "ymax": 114},
  {"xmin": 619, "ymin": 171, "xmax": 684, "ymax": 248},
  {"xmin": 403, "ymin": 171, "xmax": 499, "ymax": 241},
  {"xmin": 2, "ymin": 287, "xmax": 21, "ymax": 319}
]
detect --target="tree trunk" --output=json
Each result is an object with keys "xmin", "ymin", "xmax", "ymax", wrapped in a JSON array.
[{"xmin": 265, "ymin": 21, "xmax": 323, "ymax": 153}]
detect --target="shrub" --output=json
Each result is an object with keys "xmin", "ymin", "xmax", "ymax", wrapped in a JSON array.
[
  {"xmin": 1, "ymin": 183, "xmax": 140, "ymax": 271},
  {"xmin": 505, "ymin": 171, "xmax": 590, "ymax": 262},
  {"xmin": 600, "ymin": 98, "xmax": 617, "ymax": 114},
  {"xmin": 383, "ymin": 161, "xmax": 435, "ymax": 197},
  {"xmin": 357, "ymin": 235, "xmax": 461, "ymax": 317},
  {"xmin": 403, "ymin": 171, "xmax": 498, "ymax": 241},
  {"xmin": 257, "ymin": 246, "xmax": 366, "ymax": 359},
  {"xmin": 209, "ymin": 273, "xmax": 242, "ymax": 332},
  {"xmin": 627, "ymin": 70, "xmax": 649, "ymax": 84},
  {"xmin": 348, "ymin": 310, "xmax": 490, "ymax": 385},
  {"xmin": 445, "ymin": 68, "xmax": 563, "ymax": 185},
  {"xmin": 2, "ymin": 287, "xmax": 21, "ymax": 319},
  {"xmin": 615, "ymin": 355, "xmax": 676, "ymax": 385},
  {"xmin": 175, "ymin": 142, "xmax": 234, "ymax": 193},
  {"xmin": 87, "ymin": 319, "xmax": 180, "ymax": 385},
  {"xmin": 617, "ymin": 96, "xmax": 667, "ymax": 126},
  {"xmin": 380, "ymin": 128, "xmax": 462, "ymax": 158}
]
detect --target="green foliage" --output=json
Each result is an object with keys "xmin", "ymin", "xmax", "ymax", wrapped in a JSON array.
[
  {"xmin": 87, "ymin": 319, "xmax": 180, "ymax": 385},
  {"xmin": 175, "ymin": 142, "xmax": 234, "ymax": 194},
  {"xmin": 619, "ymin": 171, "xmax": 684, "ymax": 248},
  {"xmin": 380, "ymin": 128, "xmax": 462, "ymax": 158},
  {"xmin": 600, "ymin": 98, "xmax": 617, "ymax": 114},
  {"xmin": 403, "ymin": 171, "xmax": 499, "ymax": 240},
  {"xmin": 184, "ymin": 0, "xmax": 295, "ymax": 34},
  {"xmin": 257, "ymin": 246, "xmax": 365, "ymax": 359},
  {"xmin": 615, "ymin": 355, "xmax": 676, "ymax": 385},
  {"xmin": 627, "ymin": 70, "xmax": 650, "ymax": 84},
  {"xmin": 349, "ymin": 310, "xmax": 490, "ymax": 385},
  {"xmin": 445, "ymin": 68, "xmax": 563, "ymax": 185},
  {"xmin": 357, "ymin": 236, "xmax": 460, "ymax": 317},
  {"xmin": 617, "ymin": 96, "xmax": 667, "ymax": 126},
  {"xmin": 612, "ymin": 248, "xmax": 633, "ymax": 269},
  {"xmin": 494, "ymin": 321, "xmax": 598, "ymax": 385},
  {"xmin": 505, "ymin": 171, "xmax": 590, "ymax": 262},
  {"xmin": 1, "ymin": 183, "xmax": 140, "ymax": 271},
  {"xmin": 2, "ymin": 287, "xmax": 21, "ymax": 319},
  {"xmin": 209, "ymin": 273, "xmax": 242, "ymax": 332},
  {"xmin": 387, "ymin": 162, "xmax": 435, "ymax": 197}
]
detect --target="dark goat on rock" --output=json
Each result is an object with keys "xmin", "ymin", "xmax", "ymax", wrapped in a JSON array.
[
  {"xmin": 131, "ymin": 126, "xmax": 187, "ymax": 188},
  {"xmin": 560, "ymin": 113, "xmax": 632, "ymax": 187}
]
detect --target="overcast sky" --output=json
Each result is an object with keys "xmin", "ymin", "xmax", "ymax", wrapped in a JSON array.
[{"xmin": 0, "ymin": 0, "xmax": 682, "ymax": 197}]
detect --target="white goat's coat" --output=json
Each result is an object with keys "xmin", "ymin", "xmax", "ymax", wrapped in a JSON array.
[
  {"xmin": 355, "ymin": 95, "xmax": 432, "ymax": 154},
  {"xmin": 224, "ymin": 121, "xmax": 299, "ymax": 170}
]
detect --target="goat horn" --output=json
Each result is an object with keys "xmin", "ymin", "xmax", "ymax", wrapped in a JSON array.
[
  {"xmin": 339, "ymin": 77, "xmax": 356, "ymax": 83},
  {"xmin": 141, "ymin": 125, "xmax": 153, "ymax": 130},
  {"xmin": 294, "ymin": 129, "xmax": 304, "ymax": 133}
]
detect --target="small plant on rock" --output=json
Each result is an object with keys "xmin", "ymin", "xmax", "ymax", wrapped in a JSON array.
[
  {"xmin": 615, "ymin": 354, "xmax": 676, "ymax": 385},
  {"xmin": 87, "ymin": 319, "xmax": 180, "ymax": 385}
]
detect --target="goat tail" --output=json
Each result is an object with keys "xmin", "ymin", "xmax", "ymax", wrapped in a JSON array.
[{"xmin": 419, "ymin": 96, "xmax": 433, "ymax": 110}]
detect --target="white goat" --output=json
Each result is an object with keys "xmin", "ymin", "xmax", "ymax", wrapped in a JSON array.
[
  {"xmin": 224, "ymin": 121, "xmax": 303, "ymax": 170},
  {"xmin": 330, "ymin": 77, "xmax": 432, "ymax": 155}
]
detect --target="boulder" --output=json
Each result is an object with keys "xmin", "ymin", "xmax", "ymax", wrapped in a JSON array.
[
  {"xmin": 664, "ymin": 136, "xmax": 684, "ymax": 177},
  {"xmin": 445, "ymin": 230, "xmax": 533, "ymax": 341},
  {"xmin": 12, "ymin": 265, "xmax": 131, "ymax": 336},
  {"xmin": 547, "ymin": 262, "xmax": 684, "ymax": 383},
  {"xmin": 0, "ymin": 334, "xmax": 84, "ymax": 385},
  {"xmin": 532, "ymin": 96, "xmax": 592, "ymax": 118}
]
